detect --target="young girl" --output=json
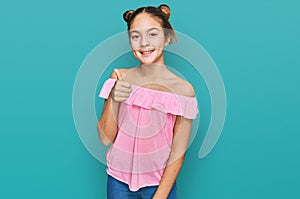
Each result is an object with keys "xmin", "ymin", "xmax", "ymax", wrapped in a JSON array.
[{"xmin": 97, "ymin": 4, "xmax": 198, "ymax": 199}]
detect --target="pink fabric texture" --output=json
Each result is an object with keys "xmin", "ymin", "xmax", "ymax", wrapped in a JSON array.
[{"xmin": 99, "ymin": 78, "xmax": 199, "ymax": 191}]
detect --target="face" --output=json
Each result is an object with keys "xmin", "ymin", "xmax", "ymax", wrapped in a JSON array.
[{"xmin": 129, "ymin": 13, "xmax": 169, "ymax": 65}]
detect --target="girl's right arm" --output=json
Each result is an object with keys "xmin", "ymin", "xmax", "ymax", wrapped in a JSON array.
[{"xmin": 97, "ymin": 69, "xmax": 131, "ymax": 146}]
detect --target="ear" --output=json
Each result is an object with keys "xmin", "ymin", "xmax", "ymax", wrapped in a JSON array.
[{"xmin": 164, "ymin": 36, "xmax": 171, "ymax": 46}]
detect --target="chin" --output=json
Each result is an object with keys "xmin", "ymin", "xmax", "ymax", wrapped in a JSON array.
[{"xmin": 140, "ymin": 59, "xmax": 155, "ymax": 65}]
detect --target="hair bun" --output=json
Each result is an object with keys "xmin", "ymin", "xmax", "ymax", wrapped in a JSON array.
[
  {"xmin": 123, "ymin": 10, "xmax": 135, "ymax": 23},
  {"xmin": 158, "ymin": 4, "xmax": 171, "ymax": 19}
]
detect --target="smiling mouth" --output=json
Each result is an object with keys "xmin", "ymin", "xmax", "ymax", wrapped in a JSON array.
[{"xmin": 139, "ymin": 49, "xmax": 155, "ymax": 56}]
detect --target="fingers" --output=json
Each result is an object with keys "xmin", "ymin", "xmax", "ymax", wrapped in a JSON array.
[
  {"xmin": 112, "ymin": 96, "xmax": 129, "ymax": 102},
  {"xmin": 112, "ymin": 90, "xmax": 131, "ymax": 102},
  {"xmin": 113, "ymin": 83, "xmax": 131, "ymax": 94},
  {"xmin": 114, "ymin": 68, "xmax": 123, "ymax": 80},
  {"xmin": 116, "ymin": 80, "xmax": 131, "ymax": 90},
  {"xmin": 111, "ymin": 68, "xmax": 132, "ymax": 102},
  {"xmin": 111, "ymin": 87, "xmax": 131, "ymax": 102}
]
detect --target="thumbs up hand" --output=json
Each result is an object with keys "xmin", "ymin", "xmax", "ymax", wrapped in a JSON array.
[{"xmin": 111, "ymin": 68, "xmax": 132, "ymax": 102}]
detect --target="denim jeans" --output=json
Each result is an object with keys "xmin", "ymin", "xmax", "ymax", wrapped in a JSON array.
[{"xmin": 107, "ymin": 175, "xmax": 177, "ymax": 199}]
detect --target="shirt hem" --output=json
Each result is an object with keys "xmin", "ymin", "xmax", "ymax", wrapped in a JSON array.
[{"xmin": 106, "ymin": 170, "xmax": 160, "ymax": 192}]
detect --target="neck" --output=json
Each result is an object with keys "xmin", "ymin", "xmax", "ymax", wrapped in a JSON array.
[{"xmin": 138, "ymin": 63, "xmax": 168, "ymax": 79}]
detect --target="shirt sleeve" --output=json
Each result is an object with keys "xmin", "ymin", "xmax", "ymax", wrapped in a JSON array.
[{"xmin": 98, "ymin": 78, "xmax": 117, "ymax": 99}]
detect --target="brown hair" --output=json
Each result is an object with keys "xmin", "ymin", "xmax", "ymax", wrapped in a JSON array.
[{"xmin": 123, "ymin": 4, "xmax": 177, "ymax": 43}]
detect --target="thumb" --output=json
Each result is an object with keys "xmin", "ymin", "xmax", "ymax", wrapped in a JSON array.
[{"xmin": 114, "ymin": 68, "xmax": 123, "ymax": 80}]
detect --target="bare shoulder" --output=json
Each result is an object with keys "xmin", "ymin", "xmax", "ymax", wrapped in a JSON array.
[
  {"xmin": 170, "ymin": 76, "xmax": 195, "ymax": 97},
  {"xmin": 118, "ymin": 68, "xmax": 131, "ymax": 76},
  {"xmin": 109, "ymin": 67, "xmax": 135, "ymax": 79}
]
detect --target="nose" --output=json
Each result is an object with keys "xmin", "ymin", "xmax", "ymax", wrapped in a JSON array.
[{"xmin": 140, "ymin": 35, "xmax": 149, "ymax": 47}]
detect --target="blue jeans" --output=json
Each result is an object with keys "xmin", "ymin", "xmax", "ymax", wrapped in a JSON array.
[{"xmin": 107, "ymin": 175, "xmax": 177, "ymax": 199}]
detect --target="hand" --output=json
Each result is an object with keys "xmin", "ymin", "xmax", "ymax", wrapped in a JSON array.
[{"xmin": 111, "ymin": 68, "xmax": 132, "ymax": 102}]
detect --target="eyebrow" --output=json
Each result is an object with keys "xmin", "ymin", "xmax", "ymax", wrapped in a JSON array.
[{"xmin": 130, "ymin": 28, "xmax": 160, "ymax": 34}]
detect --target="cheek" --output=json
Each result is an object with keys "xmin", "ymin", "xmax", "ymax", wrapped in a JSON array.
[
  {"xmin": 151, "ymin": 36, "xmax": 166, "ymax": 48},
  {"xmin": 152, "ymin": 39, "xmax": 165, "ymax": 49},
  {"xmin": 130, "ymin": 40, "xmax": 140, "ymax": 50}
]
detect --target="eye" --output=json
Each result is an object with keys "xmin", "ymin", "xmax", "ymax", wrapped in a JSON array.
[
  {"xmin": 149, "ymin": 32, "xmax": 158, "ymax": 38},
  {"xmin": 131, "ymin": 34, "xmax": 140, "ymax": 40}
]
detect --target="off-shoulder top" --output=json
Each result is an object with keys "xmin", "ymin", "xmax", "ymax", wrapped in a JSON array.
[{"xmin": 99, "ymin": 78, "xmax": 199, "ymax": 191}]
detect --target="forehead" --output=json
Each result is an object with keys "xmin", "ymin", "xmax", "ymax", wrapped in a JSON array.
[{"xmin": 130, "ymin": 13, "xmax": 162, "ymax": 31}]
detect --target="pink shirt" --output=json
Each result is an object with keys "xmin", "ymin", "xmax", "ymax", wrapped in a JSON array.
[{"xmin": 99, "ymin": 78, "xmax": 198, "ymax": 191}]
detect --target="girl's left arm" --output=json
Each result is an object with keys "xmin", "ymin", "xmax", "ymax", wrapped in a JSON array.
[{"xmin": 152, "ymin": 116, "xmax": 193, "ymax": 199}]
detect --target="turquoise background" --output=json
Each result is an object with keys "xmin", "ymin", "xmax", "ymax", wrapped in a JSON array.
[{"xmin": 1, "ymin": 0, "xmax": 299, "ymax": 198}]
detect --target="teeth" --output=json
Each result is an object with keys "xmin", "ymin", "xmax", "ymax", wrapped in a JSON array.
[{"xmin": 140, "ymin": 50, "xmax": 153, "ymax": 55}]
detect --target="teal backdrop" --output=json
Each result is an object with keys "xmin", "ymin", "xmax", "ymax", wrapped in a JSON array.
[{"xmin": 1, "ymin": 0, "xmax": 299, "ymax": 198}]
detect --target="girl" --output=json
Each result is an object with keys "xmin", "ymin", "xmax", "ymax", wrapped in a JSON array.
[{"xmin": 97, "ymin": 4, "xmax": 198, "ymax": 199}]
